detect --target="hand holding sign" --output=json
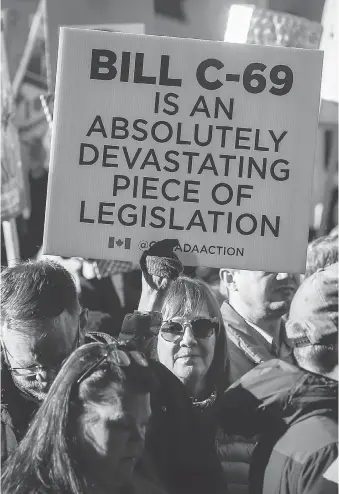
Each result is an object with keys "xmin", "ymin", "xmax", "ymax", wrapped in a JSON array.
[{"xmin": 138, "ymin": 239, "xmax": 183, "ymax": 312}]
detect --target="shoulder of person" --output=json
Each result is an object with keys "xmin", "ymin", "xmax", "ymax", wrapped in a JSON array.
[
  {"xmin": 283, "ymin": 443, "xmax": 338, "ymax": 494},
  {"xmin": 1, "ymin": 406, "xmax": 18, "ymax": 463},
  {"xmin": 217, "ymin": 359, "xmax": 307, "ymax": 436},
  {"xmin": 221, "ymin": 302, "xmax": 273, "ymax": 366},
  {"xmin": 228, "ymin": 358, "xmax": 304, "ymax": 398}
]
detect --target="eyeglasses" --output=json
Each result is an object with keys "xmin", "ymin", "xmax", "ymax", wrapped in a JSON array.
[
  {"xmin": 2, "ymin": 322, "xmax": 81, "ymax": 380},
  {"xmin": 76, "ymin": 345, "xmax": 148, "ymax": 385},
  {"xmin": 160, "ymin": 317, "xmax": 219, "ymax": 343}
]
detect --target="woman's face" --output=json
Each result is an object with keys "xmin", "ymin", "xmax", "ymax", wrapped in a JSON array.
[
  {"xmin": 157, "ymin": 303, "xmax": 217, "ymax": 389},
  {"xmin": 78, "ymin": 383, "xmax": 151, "ymax": 487}
]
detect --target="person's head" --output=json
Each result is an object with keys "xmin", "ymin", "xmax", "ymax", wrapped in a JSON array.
[
  {"xmin": 1, "ymin": 342, "xmax": 157, "ymax": 494},
  {"xmin": 0, "ymin": 260, "xmax": 88, "ymax": 401},
  {"xmin": 305, "ymin": 234, "xmax": 338, "ymax": 279},
  {"xmin": 219, "ymin": 269, "xmax": 300, "ymax": 322},
  {"xmin": 286, "ymin": 263, "xmax": 338, "ymax": 380},
  {"xmin": 155, "ymin": 276, "xmax": 227, "ymax": 397}
]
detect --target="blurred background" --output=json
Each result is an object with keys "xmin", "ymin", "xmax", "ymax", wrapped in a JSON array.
[{"xmin": 1, "ymin": 0, "xmax": 337, "ymax": 324}]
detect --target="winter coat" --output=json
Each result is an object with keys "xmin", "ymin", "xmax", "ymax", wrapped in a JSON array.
[
  {"xmin": 145, "ymin": 359, "xmax": 226, "ymax": 494},
  {"xmin": 120, "ymin": 310, "xmax": 255, "ymax": 494},
  {"xmin": 1, "ymin": 330, "xmax": 116, "ymax": 463},
  {"xmin": 220, "ymin": 301, "xmax": 294, "ymax": 383},
  {"xmin": 219, "ymin": 358, "xmax": 338, "ymax": 494}
]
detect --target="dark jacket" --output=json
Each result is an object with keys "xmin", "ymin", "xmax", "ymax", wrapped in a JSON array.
[
  {"xmin": 145, "ymin": 359, "xmax": 226, "ymax": 494},
  {"xmin": 1, "ymin": 331, "xmax": 115, "ymax": 463},
  {"xmin": 221, "ymin": 301, "xmax": 294, "ymax": 383},
  {"xmin": 219, "ymin": 359, "xmax": 338, "ymax": 494}
]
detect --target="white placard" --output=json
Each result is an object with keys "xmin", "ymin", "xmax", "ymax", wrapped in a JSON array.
[{"xmin": 43, "ymin": 28, "xmax": 323, "ymax": 272}]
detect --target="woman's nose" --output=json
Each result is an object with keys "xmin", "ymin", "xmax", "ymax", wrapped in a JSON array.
[{"xmin": 180, "ymin": 325, "xmax": 197, "ymax": 345}]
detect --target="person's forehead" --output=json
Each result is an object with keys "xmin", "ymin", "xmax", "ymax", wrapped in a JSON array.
[
  {"xmin": 171, "ymin": 304, "xmax": 211, "ymax": 320},
  {"xmin": 88, "ymin": 385, "xmax": 151, "ymax": 421},
  {"xmin": 2, "ymin": 312, "xmax": 77, "ymax": 354}
]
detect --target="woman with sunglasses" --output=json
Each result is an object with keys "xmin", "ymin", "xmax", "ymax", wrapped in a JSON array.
[
  {"xmin": 2, "ymin": 342, "xmax": 167, "ymax": 494},
  {"xmin": 120, "ymin": 240, "xmax": 255, "ymax": 494}
]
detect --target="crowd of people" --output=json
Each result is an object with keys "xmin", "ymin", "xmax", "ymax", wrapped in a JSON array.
[{"xmin": 1, "ymin": 233, "xmax": 338, "ymax": 494}]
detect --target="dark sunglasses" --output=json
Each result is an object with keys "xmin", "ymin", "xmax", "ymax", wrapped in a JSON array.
[
  {"xmin": 77, "ymin": 345, "xmax": 148, "ymax": 385},
  {"xmin": 160, "ymin": 317, "xmax": 219, "ymax": 343}
]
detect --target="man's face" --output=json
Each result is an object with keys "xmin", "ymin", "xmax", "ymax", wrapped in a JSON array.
[
  {"xmin": 1, "ymin": 310, "xmax": 81, "ymax": 401},
  {"xmin": 232, "ymin": 271, "xmax": 300, "ymax": 319}
]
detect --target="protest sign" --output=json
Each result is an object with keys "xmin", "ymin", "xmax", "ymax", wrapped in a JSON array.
[
  {"xmin": 43, "ymin": 28, "xmax": 323, "ymax": 272},
  {"xmin": 76, "ymin": 24, "xmax": 145, "ymax": 35}
]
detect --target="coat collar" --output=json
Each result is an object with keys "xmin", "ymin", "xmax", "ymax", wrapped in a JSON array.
[{"xmin": 221, "ymin": 301, "xmax": 293, "ymax": 364}]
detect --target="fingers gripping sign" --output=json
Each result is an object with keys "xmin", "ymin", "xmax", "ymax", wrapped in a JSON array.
[{"xmin": 138, "ymin": 239, "xmax": 183, "ymax": 312}]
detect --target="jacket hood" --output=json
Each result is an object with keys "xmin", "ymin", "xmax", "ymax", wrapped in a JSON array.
[{"xmin": 220, "ymin": 359, "xmax": 337, "ymax": 435}]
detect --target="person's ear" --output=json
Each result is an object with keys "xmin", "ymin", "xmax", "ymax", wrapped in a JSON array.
[
  {"xmin": 79, "ymin": 308, "xmax": 88, "ymax": 336},
  {"xmin": 219, "ymin": 269, "xmax": 237, "ymax": 291},
  {"xmin": 219, "ymin": 268, "xmax": 234, "ymax": 284}
]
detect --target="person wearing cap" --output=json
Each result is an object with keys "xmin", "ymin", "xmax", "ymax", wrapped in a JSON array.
[
  {"xmin": 219, "ymin": 263, "xmax": 338, "ymax": 494},
  {"xmin": 304, "ymin": 233, "xmax": 338, "ymax": 280}
]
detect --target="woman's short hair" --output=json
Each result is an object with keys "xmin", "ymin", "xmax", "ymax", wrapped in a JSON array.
[
  {"xmin": 157, "ymin": 276, "xmax": 228, "ymax": 395},
  {"xmin": 1, "ymin": 342, "xmax": 157, "ymax": 494},
  {"xmin": 161, "ymin": 276, "xmax": 223, "ymax": 323}
]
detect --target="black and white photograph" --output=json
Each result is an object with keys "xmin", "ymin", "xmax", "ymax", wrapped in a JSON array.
[{"xmin": 1, "ymin": 1, "xmax": 338, "ymax": 493}]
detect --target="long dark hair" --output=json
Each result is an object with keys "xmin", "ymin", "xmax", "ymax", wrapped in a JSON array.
[
  {"xmin": 1, "ymin": 342, "xmax": 157, "ymax": 494},
  {"xmin": 158, "ymin": 276, "xmax": 229, "ymax": 395}
]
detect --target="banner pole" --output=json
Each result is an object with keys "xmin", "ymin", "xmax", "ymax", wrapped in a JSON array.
[
  {"xmin": 12, "ymin": 0, "xmax": 44, "ymax": 99},
  {"xmin": 2, "ymin": 218, "xmax": 21, "ymax": 266}
]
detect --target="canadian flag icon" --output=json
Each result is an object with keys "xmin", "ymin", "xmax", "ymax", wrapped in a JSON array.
[{"xmin": 108, "ymin": 237, "xmax": 131, "ymax": 249}]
